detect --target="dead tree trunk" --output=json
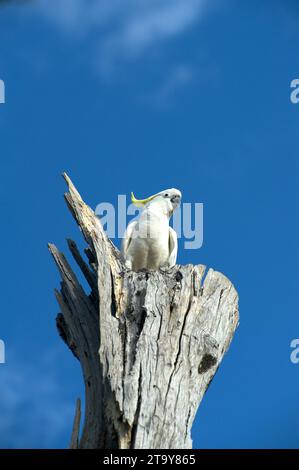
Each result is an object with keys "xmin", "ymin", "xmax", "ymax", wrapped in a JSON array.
[{"xmin": 48, "ymin": 173, "xmax": 239, "ymax": 450}]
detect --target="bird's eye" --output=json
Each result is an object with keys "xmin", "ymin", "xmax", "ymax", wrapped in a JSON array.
[{"xmin": 164, "ymin": 193, "xmax": 169, "ymax": 198}]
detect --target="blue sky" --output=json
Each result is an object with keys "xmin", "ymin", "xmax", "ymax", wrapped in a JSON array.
[{"xmin": 0, "ymin": 0, "xmax": 298, "ymax": 448}]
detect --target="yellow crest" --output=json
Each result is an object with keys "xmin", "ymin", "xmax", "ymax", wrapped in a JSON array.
[{"xmin": 131, "ymin": 192, "xmax": 158, "ymax": 207}]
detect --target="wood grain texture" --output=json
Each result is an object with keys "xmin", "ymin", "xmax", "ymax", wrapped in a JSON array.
[{"xmin": 49, "ymin": 173, "xmax": 239, "ymax": 449}]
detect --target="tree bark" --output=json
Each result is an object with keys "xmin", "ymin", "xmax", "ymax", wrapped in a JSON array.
[{"xmin": 48, "ymin": 173, "xmax": 239, "ymax": 449}]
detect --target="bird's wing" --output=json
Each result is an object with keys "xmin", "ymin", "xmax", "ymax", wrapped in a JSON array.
[
  {"xmin": 121, "ymin": 220, "xmax": 137, "ymax": 259},
  {"xmin": 168, "ymin": 226, "xmax": 178, "ymax": 268}
]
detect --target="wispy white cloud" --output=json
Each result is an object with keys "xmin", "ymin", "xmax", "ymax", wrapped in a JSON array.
[
  {"xmin": 100, "ymin": 1, "xmax": 206, "ymax": 56},
  {"xmin": 37, "ymin": 0, "xmax": 208, "ymax": 75},
  {"xmin": 0, "ymin": 349, "xmax": 76, "ymax": 448},
  {"xmin": 148, "ymin": 64, "xmax": 194, "ymax": 107}
]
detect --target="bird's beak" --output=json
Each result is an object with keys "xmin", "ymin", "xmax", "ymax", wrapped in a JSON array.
[
  {"xmin": 131, "ymin": 192, "xmax": 158, "ymax": 207},
  {"xmin": 171, "ymin": 195, "xmax": 181, "ymax": 206}
]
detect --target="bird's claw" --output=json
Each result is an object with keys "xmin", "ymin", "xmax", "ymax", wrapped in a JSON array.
[
  {"xmin": 159, "ymin": 266, "xmax": 170, "ymax": 275},
  {"xmin": 119, "ymin": 267, "xmax": 131, "ymax": 277}
]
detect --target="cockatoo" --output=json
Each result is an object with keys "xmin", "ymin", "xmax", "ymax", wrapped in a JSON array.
[{"xmin": 121, "ymin": 189, "xmax": 182, "ymax": 272}]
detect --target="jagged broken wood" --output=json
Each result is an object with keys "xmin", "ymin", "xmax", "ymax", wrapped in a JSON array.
[{"xmin": 48, "ymin": 173, "xmax": 239, "ymax": 449}]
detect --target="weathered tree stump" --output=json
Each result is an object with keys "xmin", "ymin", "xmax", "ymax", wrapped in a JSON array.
[{"xmin": 48, "ymin": 173, "xmax": 239, "ymax": 449}]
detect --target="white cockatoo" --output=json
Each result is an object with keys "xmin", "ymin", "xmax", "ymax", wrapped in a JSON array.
[{"xmin": 121, "ymin": 188, "xmax": 182, "ymax": 271}]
